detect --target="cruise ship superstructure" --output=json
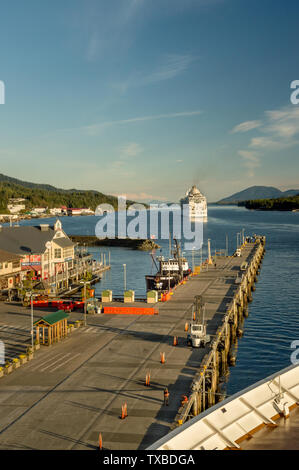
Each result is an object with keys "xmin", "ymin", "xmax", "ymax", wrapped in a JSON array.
[{"xmin": 180, "ymin": 185, "xmax": 208, "ymax": 219}]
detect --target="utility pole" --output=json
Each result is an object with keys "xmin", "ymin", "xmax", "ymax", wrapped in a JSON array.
[
  {"xmin": 30, "ymin": 293, "xmax": 34, "ymax": 351},
  {"xmin": 192, "ymin": 248, "xmax": 195, "ymax": 273},
  {"xmin": 79, "ymin": 279, "xmax": 88, "ymax": 326},
  {"xmin": 123, "ymin": 264, "xmax": 127, "ymax": 292},
  {"xmin": 207, "ymin": 239, "xmax": 213, "ymax": 265},
  {"xmin": 84, "ymin": 282, "xmax": 87, "ymax": 327}
]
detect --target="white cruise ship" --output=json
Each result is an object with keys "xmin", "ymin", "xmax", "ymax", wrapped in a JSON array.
[{"xmin": 180, "ymin": 185, "xmax": 208, "ymax": 219}]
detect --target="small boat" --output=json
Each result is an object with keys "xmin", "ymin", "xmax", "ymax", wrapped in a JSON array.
[{"xmin": 145, "ymin": 238, "xmax": 191, "ymax": 292}]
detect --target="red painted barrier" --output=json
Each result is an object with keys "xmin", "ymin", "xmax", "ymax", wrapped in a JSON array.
[
  {"xmin": 33, "ymin": 300, "xmax": 49, "ymax": 307},
  {"xmin": 103, "ymin": 306, "xmax": 158, "ymax": 315}
]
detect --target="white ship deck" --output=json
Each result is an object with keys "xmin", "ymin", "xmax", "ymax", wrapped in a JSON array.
[{"xmin": 147, "ymin": 364, "xmax": 299, "ymax": 450}]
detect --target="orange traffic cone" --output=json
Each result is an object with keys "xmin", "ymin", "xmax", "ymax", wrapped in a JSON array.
[
  {"xmin": 193, "ymin": 311, "xmax": 196, "ymax": 321},
  {"xmin": 120, "ymin": 405, "xmax": 125, "ymax": 420},
  {"xmin": 124, "ymin": 402, "xmax": 128, "ymax": 418},
  {"xmin": 184, "ymin": 322, "xmax": 189, "ymax": 332},
  {"xmin": 99, "ymin": 433, "xmax": 103, "ymax": 450},
  {"xmin": 145, "ymin": 372, "xmax": 151, "ymax": 386},
  {"xmin": 160, "ymin": 352, "xmax": 165, "ymax": 364}
]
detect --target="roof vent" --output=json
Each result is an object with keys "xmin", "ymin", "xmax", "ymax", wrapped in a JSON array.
[{"xmin": 40, "ymin": 224, "xmax": 49, "ymax": 232}]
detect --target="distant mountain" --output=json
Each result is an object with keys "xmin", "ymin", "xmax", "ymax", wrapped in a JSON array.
[
  {"xmin": 0, "ymin": 173, "xmax": 101, "ymax": 195},
  {"xmin": 217, "ymin": 186, "xmax": 299, "ymax": 204}
]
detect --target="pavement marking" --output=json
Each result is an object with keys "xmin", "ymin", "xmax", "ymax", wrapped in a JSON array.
[
  {"xmin": 0, "ymin": 324, "xmax": 30, "ymax": 332},
  {"xmin": 40, "ymin": 353, "xmax": 73, "ymax": 372},
  {"xmin": 50, "ymin": 353, "xmax": 81, "ymax": 372},
  {"xmin": 0, "ymin": 315, "xmax": 142, "ymax": 439},
  {"xmin": 28, "ymin": 352, "xmax": 68, "ymax": 371}
]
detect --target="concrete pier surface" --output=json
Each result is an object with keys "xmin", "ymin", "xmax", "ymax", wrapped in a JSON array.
[{"xmin": 0, "ymin": 242, "xmax": 263, "ymax": 450}]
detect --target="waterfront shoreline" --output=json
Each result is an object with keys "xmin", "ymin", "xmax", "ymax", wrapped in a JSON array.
[{"xmin": 69, "ymin": 235, "xmax": 160, "ymax": 251}]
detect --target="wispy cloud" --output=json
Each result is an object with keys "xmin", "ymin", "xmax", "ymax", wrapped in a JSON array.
[
  {"xmin": 233, "ymin": 106, "xmax": 299, "ymax": 176},
  {"xmin": 83, "ymin": 110, "xmax": 202, "ymax": 135},
  {"xmin": 75, "ymin": 0, "xmax": 223, "ymax": 61},
  {"xmin": 73, "ymin": 0, "xmax": 145, "ymax": 61},
  {"xmin": 231, "ymin": 120, "xmax": 262, "ymax": 134},
  {"xmin": 238, "ymin": 150, "xmax": 261, "ymax": 178},
  {"xmin": 112, "ymin": 142, "xmax": 143, "ymax": 169},
  {"xmin": 116, "ymin": 54, "xmax": 196, "ymax": 92}
]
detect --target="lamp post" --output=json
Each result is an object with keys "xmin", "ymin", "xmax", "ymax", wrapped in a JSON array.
[
  {"xmin": 30, "ymin": 292, "xmax": 34, "ymax": 351},
  {"xmin": 192, "ymin": 248, "xmax": 195, "ymax": 273},
  {"xmin": 123, "ymin": 264, "xmax": 127, "ymax": 292},
  {"xmin": 80, "ymin": 280, "xmax": 89, "ymax": 327}
]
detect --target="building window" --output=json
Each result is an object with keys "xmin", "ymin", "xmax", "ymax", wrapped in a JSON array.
[
  {"xmin": 12, "ymin": 261, "xmax": 20, "ymax": 269},
  {"xmin": 54, "ymin": 249, "xmax": 62, "ymax": 259}
]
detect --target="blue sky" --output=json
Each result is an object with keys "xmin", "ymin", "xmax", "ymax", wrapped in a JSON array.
[{"xmin": 0, "ymin": 0, "xmax": 298, "ymax": 202}]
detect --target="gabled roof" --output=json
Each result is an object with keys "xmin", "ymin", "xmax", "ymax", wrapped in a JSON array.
[
  {"xmin": 0, "ymin": 225, "xmax": 72, "ymax": 255},
  {"xmin": 34, "ymin": 310, "xmax": 69, "ymax": 326},
  {"xmin": 53, "ymin": 237, "xmax": 75, "ymax": 248}
]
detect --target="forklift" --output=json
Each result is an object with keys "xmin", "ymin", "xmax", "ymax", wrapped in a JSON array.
[{"xmin": 187, "ymin": 295, "xmax": 210, "ymax": 348}]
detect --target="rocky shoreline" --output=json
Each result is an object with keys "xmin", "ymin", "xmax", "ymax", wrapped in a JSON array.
[{"xmin": 69, "ymin": 235, "xmax": 160, "ymax": 251}]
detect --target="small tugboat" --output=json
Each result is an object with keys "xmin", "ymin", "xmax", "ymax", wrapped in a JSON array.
[{"xmin": 145, "ymin": 238, "xmax": 191, "ymax": 292}]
